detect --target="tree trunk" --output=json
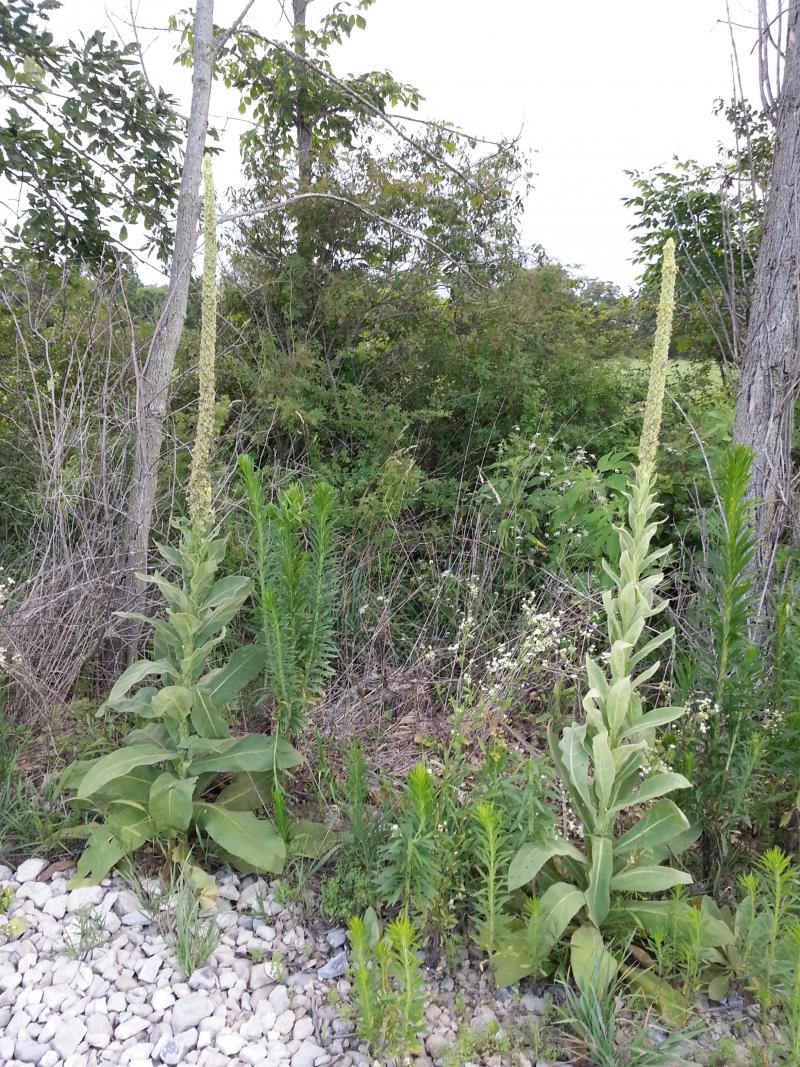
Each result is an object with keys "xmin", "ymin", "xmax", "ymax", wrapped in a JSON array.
[
  {"xmin": 125, "ymin": 0, "xmax": 214, "ymax": 599},
  {"xmin": 292, "ymin": 0, "xmax": 315, "ymax": 272},
  {"xmin": 733, "ymin": 7, "xmax": 800, "ymax": 608},
  {"xmin": 293, "ymin": 0, "xmax": 312, "ymax": 189}
]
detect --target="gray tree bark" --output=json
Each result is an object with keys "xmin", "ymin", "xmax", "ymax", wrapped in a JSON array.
[
  {"xmin": 125, "ymin": 0, "xmax": 215, "ymax": 595},
  {"xmin": 733, "ymin": 6, "xmax": 800, "ymax": 607}
]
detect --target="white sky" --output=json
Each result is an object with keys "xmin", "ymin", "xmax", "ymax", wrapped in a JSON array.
[{"xmin": 47, "ymin": 0, "xmax": 762, "ymax": 288}]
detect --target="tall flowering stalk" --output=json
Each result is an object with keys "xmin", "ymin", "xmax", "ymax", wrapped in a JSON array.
[
  {"xmin": 502, "ymin": 242, "xmax": 695, "ymax": 994},
  {"xmin": 187, "ymin": 155, "xmax": 218, "ymax": 527}
]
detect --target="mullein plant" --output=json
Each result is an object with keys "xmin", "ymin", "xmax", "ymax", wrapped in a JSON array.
[
  {"xmin": 498, "ymin": 240, "xmax": 724, "ymax": 993},
  {"xmin": 62, "ymin": 159, "xmax": 303, "ymax": 886}
]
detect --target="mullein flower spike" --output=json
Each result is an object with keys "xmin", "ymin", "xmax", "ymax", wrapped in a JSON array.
[
  {"xmin": 188, "ymin": 154, "xmax": 218, "ymax": 527},
  {"xmin": 638, "ymin": 238, "xmax": 677, "ymax": 472}
]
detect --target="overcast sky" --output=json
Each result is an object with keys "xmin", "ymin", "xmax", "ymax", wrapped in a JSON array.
[{"xmin": 47, "ymin": 0, "xmax": 762, "ymax": 288}]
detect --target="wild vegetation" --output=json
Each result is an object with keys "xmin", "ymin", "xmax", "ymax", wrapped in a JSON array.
[{"xmin": 2, "ymin": 0, "xmax": 800, "ymax": 1064}]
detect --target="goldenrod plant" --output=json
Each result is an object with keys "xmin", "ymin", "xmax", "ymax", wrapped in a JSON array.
[
  {"xmin": 62, "ymin": 159, "xmax": 302, "ymax": 885},
  {"xmin": 500, "ymin": 240, "xmax": 717, "ymax": 992}
]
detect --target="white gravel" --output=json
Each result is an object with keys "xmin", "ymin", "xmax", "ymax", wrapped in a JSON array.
[{"xmin": 0, "ymin": 860, "xmax": 361, "ymax": 1067}]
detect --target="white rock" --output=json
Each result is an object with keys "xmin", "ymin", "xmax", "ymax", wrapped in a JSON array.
[
  {"xmin": 15, "ymin": 858, "xmax": 48, "ymax": 882},
  {"xmin": 291, "ymin": 1042, "xmax": 326, "ymax": 1067},
  {"xmin": 136, "ymin": 956, "xmax": 162, "ymax": 984},
  {"xmin": 0, "ymin": 969, "xmax": 22, "ymax": 992},
  {"xmin": 268, "ymin": 986, "xmax": 290, "ymax": 1014},
  {"xmin": 66, "ymin": 886, "xmax": 104, "ymax": 912},
  {"xmin": 238, "ymin": 1018, "xmax": 263, "ymax": 1042},
  {"xmin": 116, "ymin": 1015, "xmax": 151, "ymax": 1041},
  {"xmin": 40, "ymin": 1051, "xmax": 60, "ymax": 1067},
  {"xmin": 52, "ymin": 1019, "xmax": 86, "ymax": 1059},
  {"xmin": 215, "ymin": 1031, "xmax": 245, "ymax": 1056},
  {"xmin": 42, "ymin": 895, "xmax": 67, "ymax": 920},
  {"xmin": 64, "ymin": 1056, "xmax": 88, "ymax": 1067},
  {"xmin": 86, "ymin": 1014, "xmax": 113, "ymax": 1048},
  {"xmin": 240, "ymin": 1044, "xmax": 268, "ymax": 1065},
  {"xmin": 275, "ymin": 1010, "xmax": 295, "ymax": 1036},
  {"xmin": 292, "ymin": 1018, "xmax": 313, "ymax": 1042},
  {"xmin": 0, "ymin": 1036, "xmax": 15, "ymax": 1062},
  {"xmin": 154, "ymin": 1033, "xmax": 185, "ymax": 1064},
  {"xmin": 17, "ymin": 882, "xmax": 52, "ymax": 908},
  {"xmin": 151, "ymin": 988, "xmax": 176, "ymax": 1013},
  {"xmin": 15, "ymin": 1034, "xmax": 50, "ymax": 1064},
  {"xmin": 188, "ymin": 968, "xmax": 216, "ymax": 991},
  {"xmin": 172, "ymin": 994, "xmax": 214, "ymax": 1034}
]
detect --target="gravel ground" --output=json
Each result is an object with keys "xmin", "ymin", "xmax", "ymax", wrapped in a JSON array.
[{"xmin": 0, "ymin": 859, "xmax": 779, "ymax": 1067}]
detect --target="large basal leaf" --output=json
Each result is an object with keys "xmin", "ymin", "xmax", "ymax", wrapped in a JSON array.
[
  {"xmin": 508, "ymin": 838, "xmax": 586, "ymax": 892},
  {"xmin": 289, "ymin": 819, "xmax": 336, "ymax": 860},
  {"xmin": 123, "ymin": 723, "xmax": 175, "ymax": 748},
  {"xmin": 67, "ymin": 826, "xmax": 126, "ymax": 888},
  {"xmin": 68, "ymin": 804, "xmax": 153, "ymax": 888},
  {"xmin": 492, "ymin": 919, "xmax": 540, "ymax": 988},
  {"xmin": 612, "ymin": 899, "xmax": 733, "ymax": 952},
  {"xmin": 105, "ymin": 801, "xmax": 154, "ymax": 852},
  {"xmin": 539, "ymin": 882, "xmax": 586, "ymax": 943},
  {"xmin": 190, "ymin": 687, "xmax": 230, "ymax": 740},
  {"xmin": 188, "ymin": 734, "xmax": 302, "ymax": 776},
  {"xmin": 216, "ymin": 771, "xmax": 277, "ymax": 811},
  {"xmin": 195, "ymin": 803, "xmax": 286, "ymax": 874},
  {"xmin": 149, "ymin": 772, "xmax": 196, "ymax": 832},
  {"xmin": 570, "ymin": 924, "xmax": 619, "ymax": 998},
  {"xmin": 76, "ymin": 743, "xmax": 171, "ymax": 800},
  {"xmin": 585, "ymin": 836, "xmax": 612, "ymax": 927},
  {"xmin": 196, "ymin": 644, "xmax": 263, "ymax": 707},
  {"xmin": 609, "ymin": 865, "xmax": 693, "ymax": 893},
  {"xmin": 625, "ymin": 967, "xmax": 690, "ymax": 1025},
  {"xmin": 106, "ymin": 658, "xmax": 176, "ymax": 704},
  {"xmin": 94, "ymin": 766, "xmax": 159, "ymax": 805},
  {"xmin": 614, "ymin": 799, "xmax": 690, "ymax": 859}
]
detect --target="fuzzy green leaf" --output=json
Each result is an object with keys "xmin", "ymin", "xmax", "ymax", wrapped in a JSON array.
[
  {"xmin": 613, "ymin": 771, "xmax": 691, "ymax": 812},
  {"xmin": 188, "ymin": 734, "xmax": 302, "ymax": 776},
  {"xmin": 106, "ymin": 658, "xmax": 175, "ymax": 704},
  {"xmin": 195, "ymin": 803, "xmax": 286, "ymax": 873},
  {"xmin": 76, "ymin": 743, "xmax": 170, "ymax": 800},
  {"xmin": 149, "ymin": 772, "xmax": 196, "ymax": 832},
  {"xmin": 614, "ymin": 800, "xmax": 690, "ymax": 859},
  {"xmin": 196, "ymin": 644, "xmax": 263, "ymax": 706},
  {"xmin": 570, "ymin": 924, "xmax": 618, "ymax": 998},
  {"xmin": 585, "ymin": 837, "xmax": 612, "ymax": 926},
  {"xmin": 190, "ymin": 687, "xmax": 230, "ymax": 740},
  {"xmin": 508, "ymin": 838, "xmax": 586, "ymax": 891},
  {"xmin": 609, "ymin": 865, "xmax": 692, "ymax": 893}
]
